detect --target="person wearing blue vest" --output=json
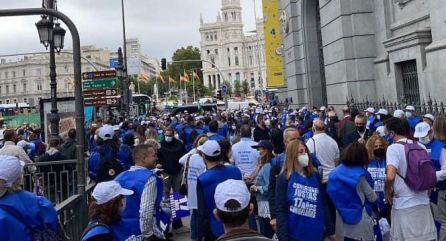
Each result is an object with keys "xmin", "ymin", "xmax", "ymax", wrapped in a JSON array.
[
  {"xmin": 268, "ymin": 127, "xmax": 300, "ymax": 231},
  {"xmin": 118, "ymin": 132, "xmax": 135, "ymax": 171},
  {"xmin": 207, "ymin": 120, "xmax": 225, "ymax": 141},
  {"xmin": 182, "ymin": 116, "xmax": 207, "ymax": 151},
  {"xmin": 364, "ymin": 107, "xmax": 377, "ymax": 133},
  {"xmin": 0, "ymin": 155, "xmax": 59, "ymax": 241},
  {"xmin": 113, "ymin": 144, "xmax": 166, "ymax": 240},
  {"xmin": 81, "ymin": 180, "xmax": 134, "ymax": 241},
  {"xmin": 404, "ymin": 105, "xmax": 421, "ymax": 132},
  {"xmin": 328, "ymin": 142, "xmax": 377, "ymax": 241},
  {"xmin": 197, "ymin": 140, "xmax": 242, "ymax": 241},
  {"xmin": 430, "ymin": 117, "xmax": 446, "ymax": 240},
  {"xmin": 275, "ymin": 140, "xmax": 335, "ymax": 241},
  {"xmin": 218, "ymin": 114, "xmax": 229, "ymax": 139}
]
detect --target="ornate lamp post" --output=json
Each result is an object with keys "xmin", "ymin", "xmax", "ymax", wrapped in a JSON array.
[{"xmin": 35, "ymin": 0, "xmax": 66, "ymax": 139}]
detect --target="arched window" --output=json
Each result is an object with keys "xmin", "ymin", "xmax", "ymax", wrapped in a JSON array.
[{"xmin": 236, "ymin": 72, "xmax": 240, "ymax": 81}]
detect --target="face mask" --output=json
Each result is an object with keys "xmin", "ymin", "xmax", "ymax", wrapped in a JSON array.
[
  {"xmin": 356, "ymin": 126, "xmax": 366, "ymax": 132},
  {"xmin": 298, "ymin": 154, "xmax": 309, "ymax": 167},
  {"xmin": 373, "ymin": 148, "xmax": 386, "ymax": 159},
  {"xmin": 419, "ymin": 136, "xmax": 431, "ymax": 145},
  {"xmin": 405, "ymin": 111, "xmax": 412, "ymax": 118},
  {"xmin": 165, "ymin": 136, "xmax": 173, "ymax": 142}
]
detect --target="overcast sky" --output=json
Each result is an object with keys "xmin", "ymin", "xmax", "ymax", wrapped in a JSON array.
[{"xmin": 0, "ymin": 0, "xmax": 263, "ymax": 60}]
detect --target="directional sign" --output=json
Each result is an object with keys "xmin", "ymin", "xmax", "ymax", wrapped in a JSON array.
[
  {"xmin": 84, "ymin": 97, "xmax": 120, "ymax": 107},
  {"xmin": 221, "ymin": 85, "xmax": 228, "ymax": 95},
  {"xmin": 82, "ymin": 70, "xmax": 116, "ymax": 80},
  {"xmin": 83, "ymin": 89, "xmax": 118, "ymax": 98},
  {"xmin": 83, "ymin": 78, "xmax": 117, "ymax": 90}
]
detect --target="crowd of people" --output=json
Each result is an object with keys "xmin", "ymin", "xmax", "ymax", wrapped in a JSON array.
[{"xmin": 0, "ymin": 104, "xmax": 445, "ymax": 241}]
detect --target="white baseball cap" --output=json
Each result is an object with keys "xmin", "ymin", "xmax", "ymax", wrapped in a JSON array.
[
  {"xmin": 405, "ymin": 105, "xmax": 415, "ymax": 111},
  {"xmin": 377, "ymin": 109, "xmax": 388, "ymax": 116},
  {"xmin": 414, "ymin": 122, "xmax": 431, "ymax": 138},
  {"xmin": 423, "ymin": 114, "xmax": 435, "ymax": 122},
  {"xmin": 92, "ymin": 181, "xmax": 134, "ymax": 205},
  {"xmin": 0, "ymin": 155, "xmax": 23, "ymax": 187},
  {"xmin": 197, "ymin": 140, "xmax": 221, "ymax": 157},
  {"xmin": 214, "ymin": 179, "xmax": 250, "ymax": 212},
  {"xmin": 364, "ymin": 107, "xmax": 375, "ymax": 114},
  {"xmin": 98, "ymin": 125, "xmax": 114, "ymax": 140},
  {"xmin": 376, "ymin": 126, "xmax": 386, "ymax": 137},
  {"xmin": 320, "ymin": 106, "xmax": 326, "ymax": 111},
  {"xmin": 113, "ymin": 125, "xmax": 120, "ymax": 131},
  {"xmin": 393, "ymin": 109, "xmax": 405, "ymax": 118}
]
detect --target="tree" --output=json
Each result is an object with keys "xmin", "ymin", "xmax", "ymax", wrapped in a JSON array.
[
  {"xmin": 222, "ymin": 80, "xmax": 232, "ymax": 97},
  {"xmin": 242, "ymin": 80, "xmax": 250, "ymax": 96},
  {"xmin": 168, "ymin": 46, "xmax": 202, "ymax": 81},
  {"xmin": 234, "ymin": 80, "xmax": 241, "ymax": 97}
]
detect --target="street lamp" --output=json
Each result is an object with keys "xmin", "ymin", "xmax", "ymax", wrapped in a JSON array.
[
  {"xmin": 35, "ymin": 15, "xmax": 52, "ymax": 48},
  {"xmin": 53, "ymin": 22, "xmax": 66, "ymax": 53}
]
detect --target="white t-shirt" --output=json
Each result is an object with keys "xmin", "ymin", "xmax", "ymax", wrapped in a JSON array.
[
  {"xmin": 186, "ymin": 153, "xmax": 206, "ymax": 209},
  {"xmin": 386, "ymin": 138, "xmax": 430, "ymax": 209},
  {"xmin": 231, "ymin": 138, "xmax": 260, "ymax": 177},
  {"xmin": 306, "ymin": 133, "xmax": 339, "ymax": 183}
]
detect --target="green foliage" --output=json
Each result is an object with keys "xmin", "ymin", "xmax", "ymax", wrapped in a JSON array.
[
  {"xmin": 234, "ymin": 80, "xmax": 241, "ymax": 97},
  {"xmin": 168, "ymin": 46, "xmax": 202, "ymax": 81},
  {"xmin": 242, "ymin": 80, "xmax": 250, "ymax": 96}
]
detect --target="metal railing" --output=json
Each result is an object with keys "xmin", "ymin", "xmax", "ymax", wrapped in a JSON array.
[
  {"xmin": 23, "ymin": 160, "xmax": 93, "ymax": 240},
  {"xmin": 346, "ymin": 96, "xmax": 446, "ymax": 117}
]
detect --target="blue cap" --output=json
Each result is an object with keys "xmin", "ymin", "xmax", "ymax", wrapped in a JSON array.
[{"xmin": 251, "ymin": 140, "xmax": 273, "ymax": 151}]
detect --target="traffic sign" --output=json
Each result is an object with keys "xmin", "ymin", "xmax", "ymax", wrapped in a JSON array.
[
  {"xmin": 222, "ymin": 85, "xmax": 228, "ymax": 95},
  {"xmin": 84, "ymin": 97, "xmax": 120, "ymax": 107},
  {"xmin": 83, "ymin": 89, "xmax": 118, "ymax": 98},
  {"xmin": 82, "ymin": 70, "xmax": 116, "ymax": 80},
  {"xmin": 83, "ymin": 78, "xmax": 117, "ymax": 90}
]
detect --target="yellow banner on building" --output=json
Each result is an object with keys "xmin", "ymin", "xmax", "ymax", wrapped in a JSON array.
[{"xmin": 263, "ymin": 0, "xmax": 285, "ymax": 87}]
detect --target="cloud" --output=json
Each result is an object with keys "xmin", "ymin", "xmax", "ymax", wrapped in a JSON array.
[{"xmin": 0, "ymin": 0, "xmax": 262, "ymax": 60}]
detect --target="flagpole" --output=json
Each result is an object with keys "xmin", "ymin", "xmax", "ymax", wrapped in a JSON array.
[
  {"xmin": 184, "ymin": 74, "xmax": 187, "ymax": 105},
  {"xmin": 179, "ymin": 75, "xmax": 183, "ymax": 104},
  {"xmin": 191, "ymin": 70, "xmax": 196, "ymax": 103}
]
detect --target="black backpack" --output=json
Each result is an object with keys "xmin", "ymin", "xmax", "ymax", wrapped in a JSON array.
[
  {"xmin": 81, "ymin": 222, "xmax": 113, "ymax": 241},
  {"xmin": 96, "ymin": 155, "xmax": 124, "ymax": 183}
]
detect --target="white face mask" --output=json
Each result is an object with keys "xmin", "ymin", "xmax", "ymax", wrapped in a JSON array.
[
  {"xmin": 165, "ymin": 136, "xmax": 173, "ymax": 142},
  {"xmin": 298, "ymin": 154, "xmax": 309, "ymax": 167},
  {"xmin": 405, "ymin": 111, "xmax": 413, "ymax": 118},
  {"xmin": 419, "ymin": 136, "xmax": 431, "ymax": 145}
]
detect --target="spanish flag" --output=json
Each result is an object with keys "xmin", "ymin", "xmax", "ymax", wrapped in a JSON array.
[
  {"xmin": 183, "ymin": 70, "xmax": 189, "ymax": 83},
  {"xmin": 192, "ymin": 71, "xmax": 200, "ymax": 81},
  {"xmin": 156, "ymin": 73, "xmax": 165, "ymax": 82},
  {"xmin": 138, "ymin": 73, "xmax": 150, "ymax": 81},
  {"xmin": 169, "ymin": 77, "xmax": 176, "ymax": 83}
]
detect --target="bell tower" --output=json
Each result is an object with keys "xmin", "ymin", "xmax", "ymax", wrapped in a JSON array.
[{"xmin": 221, "ymin": 0, "xmax": 242, "ymax": 23}]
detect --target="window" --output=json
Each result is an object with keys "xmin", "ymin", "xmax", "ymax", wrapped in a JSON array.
[
  {"xmin": 228, "ymin": 73, "xmax": 232, "ymax": 81},
  {"xmin": 228, "ymin": 57, "xmax": 231, "ymax": 66},
  {"xmin": 208, "ymin": 75, "xmax": 212, "ymax": 88},
  {"xmin": 214, "ymin": 49, "xmax": 218, "ymax": 55},
  {"xmin": 211, "ymin": 56, "xmax": 215, "ymax": 64},
  {"xmin": 217, "ymin": 75, "xmax": 221, "ymax": 88},
  {"xmin": 224, "ymin": 13, "xmax": 228, "ymax": 21},
  {"xmin": 214, "ymin": 34, "xmax": 218, "ymax": 41},
  {"xmin": 250, "ymin": 73, "xmax": 255, "ymax": 87},
  {"xmin": 234, "ymin": 47, "xmax": 238, "ymax": 55},
  {"xmin": 13, "ymin": 99, "xmax": 17, "ymax": 103},
  {"xmin": 235, "ymin": 56, "xmax": 239, "ymax": 66},
  {"xmin": 37, "ymin": 83, "xmax": 42, "ymax": 91},
  {"xmin": 23, "ymin": 83, "xmax": 27, "ymax": 92},
  {"xmin": 0, "ymin": 101, "xmax": 2, "ymax": 104},
  {"xmin": 23, "ymin": 98, "xmax": 27, "ymax": 103},
  {"xmin": 213, "ymin": 75, "xmax": 216, "ymax": 88},
  {"xmin": 22, "ymin": 69, "xmax": 26, "ymax": 76},
  {"xmin": 0, "ymin": 86, "xmax": 2, "ymax": 94},
  {"xmin": 236, "ymin": 72, "xmax": 241, "ymax": 81},
  {"xmin": 13, "ymin": 84, "xmax": 16, "ymax": 93},
  {"xmin": 6, "ymin": 100, "xmax": 10, "ymax": 104},
  {"xmin": 207, "ymin": 50, "xmax": 210, "ymax": 55},
  {"xmin": 249, "ymin": 56, "xmax": 253, "ymax": 66},
  {"xmin": 5, "ymin": 85, "xmax": 9, "ymax": 94},
  {"xmin": 5, "ymin": 72, "xmax": 8, "ymax": 79},
  {"xmin": 12, "ymin": 71, "xmax": 15, "ymax": 78}
]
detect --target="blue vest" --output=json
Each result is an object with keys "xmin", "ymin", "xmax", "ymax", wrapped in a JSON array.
[
  {"xmin": 272, "ymin": 153, "xmax": 286, "ymax": 169},
  {"xmin": 367, "ymin": 115, "xmax": 376, "ymax": 131},
  {"xmin": 430, "ymin": 139, "xmax": 446, "ymax": 190},
  {"xmin": 302, "ymin": 131, "xmax": 314, "ymax": 143},
  {"xmin": 114, "ymin": 168, "xmax": 164, "ymax": 240},
  {"xmin": 367, "ymin": 159, "xmax": 386, "ymax": 214},
  {"xmin": 0, "ymin": 191, "xmax": 58, "ymax": 241},
  {"xmin": 183, "ymin": 126, "xmax": 206, "ymax": 151},
  {"xmin": 408, "ymin": 116, "xmax": 421, "ymax": 131},
  {"xmin": 287, "ymin": 172, "xmax": 325, "ymax": 241},
  {"xmin": 118, "ymin": 144, "xmax": 133, "ymax": 171},
  {"xmin": 327, "ymin": 164, "xmax": 374, "ymax": 225},
  {"xmin": 218, "ymin": 123, "xmax": 228, "ymax": 138},
  {"xmin": 208, "ymin": 133, "xmax": 225, "ymax": 141},
  {"xmin": 198, "ymin": 165, "xmax": 242, "ymax": 237}
]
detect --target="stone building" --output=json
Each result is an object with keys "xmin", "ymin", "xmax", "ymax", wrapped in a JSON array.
[
  {"xmin": 0, "ymin": 46, "xmax": 109, "ymax": 107},
  {"xmin": 200, "ymin": 0, "xmax": 267, "ymax": 94},
  {"xmin": 279, "ymin": 0, "xmax": 446, "ymax": 109}
]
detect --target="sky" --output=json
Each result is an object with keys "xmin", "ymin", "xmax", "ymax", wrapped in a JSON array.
[{"xmin": 0, "ymin": 0, "xmax": 263, "ymax": 61}]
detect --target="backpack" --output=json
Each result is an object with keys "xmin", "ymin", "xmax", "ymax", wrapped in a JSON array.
[
  {"xmin": 96, "ymin": 155, "xmax": 124, "ymax": 183},
  {"xmin": 396, "ymin": 141, "xmax": 437, "ymax": 191},
  {"xmin": 81, "ymin": 222, "xmax": 113, "ymax": 241},
  {"xmin": 0, "ymin": 205, "xmax": 61, "ymax": 241}
]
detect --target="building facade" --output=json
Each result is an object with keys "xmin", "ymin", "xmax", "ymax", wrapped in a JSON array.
[
  {"xmin": 200, "ymin": 0, "xmax": 267, "ymax": 93},
  {"xmin": 279, "ymin": 0, "xmax": 446, "ymax": 109},
  {"xmin": 0, "ymin": 46, "xmax": 109, "ymax": 107}
]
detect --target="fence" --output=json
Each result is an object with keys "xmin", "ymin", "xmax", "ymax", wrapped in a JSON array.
[
  {"xmin": 346, "ymin": 96, "xmax": 446, "ymax": 117},
  {"xmin": 23, "ymin": 160, "xmax": 93, "ymax": 241}
]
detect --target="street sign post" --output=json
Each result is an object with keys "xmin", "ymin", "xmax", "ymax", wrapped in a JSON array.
[
  {"xmin": 82, "ymin": 78, "xmax": 118, "ymax": 90},
  {"xmin": 82, "ymin": 70, "xmax": 116, "ymax": 80},
  {"xmin": 83, "ymin": 89, "xmax": 118, "ymax": 98},
  {"xmin": 221, "ymin": 85, "xmax": 228, "ymax": 95},
  {"xmin": 84, "ymin": 97, "xmax": 120, "ymax": 107}
]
